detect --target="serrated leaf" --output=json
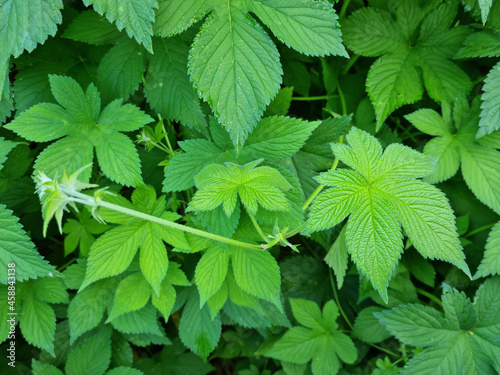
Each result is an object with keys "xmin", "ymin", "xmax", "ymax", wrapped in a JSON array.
[
  {"xmin": 196, "ymin": 204, "xmax": 241, "ymax": 238},
  {"xmin": 68, "ymin": 279, "xmax": 116, "ymax": 343},
  {"xmin": 266, "ymin": 326, "xmax": 322, "ymax": 364},
  {"xmin": 32, "ymin": 360, "xmax": 65, "ymax": 375},
  {"xmin": 455, "ymin": 30, "xmax": 500, "ymax": 59},
  {"xmin": 151, "ymin": 278, "xmax": 176, "ymax": 319},
  {"xmin": 33, "ymin": 277, "xmax": 69, "ymax": 304},
  {"xmin": 107, "ymin": 272, "xmax": 151, "ymax": 322},
  {"xmin": 250, "ymin": 0, "xmax": 346, "ymax": 57},
  {"xmin": 105, "ymin": 368, "xmax": 144, "ymax": 375},
  {"xmin": 367, "ymin": 51, "xmax": 422, "ymax": 128},
  {"xmin": 474, "ymin": 221, "xmax": 500, "ymax": 278},
  {"xmin": 405, "ymin": 108, "xmax": 451, "ymax": 136},
  {"xmin": 307, "ymin": 128, "xmax": 469, "ymax": 300},
  {"xmin": 153, "ymin": 0, "xmax": 209, "ymax": 37},
  {"xmin": 20, "ymin": 288, "xmax": 56, "ymax": 356},
  {"xmin": 0, "ymin": 0, "xmax": 63, "ymax": 59},
  {"xmin": 0, "ymin": 204, "xmax": 55, "ymax": 283},
  {"xmin": 196, "ymin": 246, "xmax": 230, "ymax": 306},
  {"xmin": 83, "ymin": 0, "xmax": 158, "ymax": 52},
  {"xmin": 111, "ymin": 303, "xmax": 162, "ymax": 335},
  {"xmin": 324, "ymin": 224, "xmax": 348, "ymax": 289},
  {"xmin": 97, "ymin": 37, "xmax": 147, "ymax": 103},
  {"xmin": 140, "ymin": 222, "xmax": 169, "ymax": 295},
  {"xmin": 179, "ymin": 289, "xmax": 221, "ymax": 360},
  {"xmin": 189, "ymin": 6, "xmax": 282, "ymax": 147},
  {"xmin": 479, "ymin": 61, "xmax": 500, "ymax": 136},
  {"xmin": 342, "ymin": 8, "xmax": 406, "ymax": 57},
  {"xmin": 240, "ymin": 116, "xmax": 321, "ymax": 160},
  {"xmin": 188, "ymin": 160, "xmax": 292, "ymax": 216},
  {"xmin": 145, "ymin": 37, "xmax": 206, "ymax": 133},
  {"xmin": 289, "ymin": 298, "xmax": 323, "ymax": 330},
  {"xmin": 231, "ymin": 247, "xmax": 281, "ymax": 309},
  {"xmin": 62, "ymin": 10, "xmax": 124, "ymax": 45},
  {"xmin": 479, "ymin": 0, "xmax": 493, "ymax": 23},
  {"xmin": 65, "ymin": 330, "xmax": 111, "ymax": 375},
  {"xmin": 353, "ymin": 306, "xmax": 391, "ymax": 344}
]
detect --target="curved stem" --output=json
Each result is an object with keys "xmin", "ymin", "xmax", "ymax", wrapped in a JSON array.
[
  {"xmin": 416, "ymin": 288, "xmax": 443, "ymax": 307},
  {"xmin": 292, "ymin": 95, "xmax": 338, "ymax": 101},
  {"xmin": 329, "ymin": 268, "xmax": 354, "ymax": 330},
  {"xmin": 248, "ymin": 211, "xmax": 269, "ymax": 243}
]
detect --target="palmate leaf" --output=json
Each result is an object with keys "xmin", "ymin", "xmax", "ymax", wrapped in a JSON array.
[
  {"xmin": 343, "ymin": 1, "xmax": 471, "ymax": 127},
  {"xmin": 187, "ymin": 160, "xmax": 292, "ymax": 216},
  {"xmin": 81, "ymin": 186, "xmax": 189, "ymax": 292},
  {"xmin": 82, "ymin": 0, "xmax": 158, "ymax": 52},
  {"xmin": 377, "ymin": 278, "xmax": 500, "ymax": 374},
  {"xmin": 166, "ymin": 0, "xmax": 346, "ymax": 148},
  {"xmin": 5, "ymin": 75, "xmax": 152, "ymax": 186},
  {"xmin": 266, "ymin": 299, "xmax": 356, "ymax": 375},
  {"xmin": 307, "ymin": 128, "xmax": 469, "ymax": 302},
  {"xmin": 406, "ymin": 97, "xmax": 500, "ymax": 214}
]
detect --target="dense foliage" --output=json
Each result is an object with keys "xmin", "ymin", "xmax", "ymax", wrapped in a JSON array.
[{"xmin": 1, "ymin": 0, "xmax": 500, "ymax": 374}]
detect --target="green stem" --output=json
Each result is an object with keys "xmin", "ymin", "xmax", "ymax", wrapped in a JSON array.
[
  {"xmin": 416, "ymin": 288, "xmax": 443, "ymax": 307},
  {"xmin": 65, "ymin": 190, "xmax": 265, "ymax": 251},
  {"xmin": 56, "ymin": 257, "xmax": 77, "ymax": 271},
  {"xmin": 341, "ymin": 54, "xmax": 360, "ymax": 75},
  {"xmin": 248, "ymin": 211, "xmax": 270, "ymax": 243},
  {"xmin": 464, "ymin": 223, "xmax": 495, "ymax": 238},
  {"xmin": 285, "ymin": 224, "xmax": 306, "ymax": 238},
  {"xmin": 339, "ymin": 0, "xmax": 351, "ymax": 20},
  {"xmin": 370, "ymin": 344, "xmax": 400, "ymax": 359},
  {"xmin": 338, "ymin": 85, "xmax": 347, "ymax": 116},
  {"xmin": 291, "ymin": 95, "xmax": 338, "ymax": 101},
  {"xmin": 329, "ymin": 268, "xmax": 354, "ymax": 330}
]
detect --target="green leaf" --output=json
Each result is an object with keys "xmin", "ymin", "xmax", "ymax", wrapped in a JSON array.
[
  {"xmin": 307, "ymin": 128, "xmax": 469, "ymax": 300},
  {"xmin": 353, "ymin": 306, "xmax": 391, "ymax": 344},
  {"xmin": 153, "ymin": 0, "xmax": 209, "ymax": 37},
  {"xmin": 151, "ymin": 277, "xmax": 176, "ymax": 319},
  {"xmin": 378, "ymin": 279, "xmax": 500, "ymax": 374},
  {"xmin": 455, "ymin": 30, "xmax": 500, "ymax": 59},
  {"xmin": 250, "ymin": 0, "xmax": 347, "ymax": 57},
  {"xmin": 188, "ymin": 160, "xmax": 292, "ymax": 216},
  {"xmin": 474, "ymin": 221, "xmax": 500, "ymax": 278},
  {"xmin": 63, "ymin": 210, "xmax": 109, "ymax": 257},
  {"xmin": 83, "ymin": 0, "xmax": 158, "ymax": 52},
  {"xmin": 105, "ymin": 368, "xmax": 144, "ymax": 375},
  {"xmin": 196, "ymin": 246, "xmax": 230, "ymax": 306},
  {"xmin": 0, "ymin": 138, "xmax": 18, "ymax": 171},
  {"xmin": 33, "ymin": 277, "xmax": 69, "ymax": 304},
  {"xmin": 0, "ymin": 204, "xmax": 55, "ymax": 283},
  {"xmin": 289, "ymin": 298, "xmax": 323, "ymax": 330},
  {"xmin": 20, "ymin": 287, "xmax": 56, "ymax": 356},
  {"xmin": 179, "ymin": 288, "xmax": 222, "ymax": 360},
  {"xmin": 107, "ymin": 272, "xmax": 152, "ymax": 321},
  {"xmin": 196, "ymin": 204, "xmax": 241, "ymax": 238},
  {"xmin": 140, "ymin": 222, "xmax": 169, "ymax": 295},
  {"xmin": 405, "ymin": 109, "xmax": 451, "ymax": 136},
  {"xmin": 97, "ymin": 37, "xmax": 147, "ymax": 103},
  {"xmin": 65, "ymin": 330, "xmax": 112, "ymax": 375},
  {"xmin": 342, "ymin": 8, "xmax": 406, "ymax": 57},
  {"xmin": 231, "ymin": 247, "xmax": 281, "ymax": 309},
  {"xmin": 0, "ymin": 0, "xmax": 63, "ymax": 59},
  {"xmin": 189, "ymin": 5, "xmax": 282, "ymax": 147},
  {"xmin": 479, "ymin": 0, "xmax": 493, "ymax": 23},
  {"xmin": 366, "ymin": 50, "xmax": 422, "ymax": 128},
  {"xmin": 266, "ymin": 326, "xmax": 322, "ymax": 364},
  {"xmin": 240, "ymin": 116, "xmax": 321, "ymax": 160},
  {"xmin": 324, "ymin": 224, "xmax": 349, "ymax": 289},
  {"xmin": 32, "ymin": 360, "xmax": 65, "ymax": 375},
  {"xmin": 145, "ymin": 37, "xmax": 206, "ymax": 133},
  {"xmin": 479, "ymin": 61, "xmax": 500, "ymax": 136},
  {"xmin": 62, "ymin": 10, "xmax": 124, "ymax": 45},
  {"xmin": 111, "ymin": 303, "xmax": 162, "ymax": 335},
  {"xmin": 68, "ymin": 279, "xmax": 116, "ymax": 343}
]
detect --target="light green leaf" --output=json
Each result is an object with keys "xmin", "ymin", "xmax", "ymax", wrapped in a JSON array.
[
  {"xmin": 189, "ymin": 6, "xmax": 282, "ymax": 147},
  {"xmin": 151, "ymin": 278, "xmax": 176, "ymax": 319},
  {"xmin": 65, "ymin": 330, "xmax": 112, "ymax": 375},
  {"xmin": 111, "ymin": 304, "xmax": 162, "ymax": 335},
  {"xmin": 20, "ymin": 289, "xmax": 56, "ymax": 356},
  {"xmin": 81, "ymin": 224, "xmax": 143, "ymax": 289},
  {"xmin": 250, "ymin": 0, "xmax": 346, "ymax": 57},
  {"xmin": 95, "ymin": 132, "xmax": 143, "ymax": 187},
  {"xmin": 196, "ymin": 204, "xmax": 241, "ymax": 238},
  {"xmin": 289, "ymin": 298, "xmax": 323, "ymax": 330},
  {"xmin": 32, "ymin": 360, "xmax": 65, "ymax": 375},
  {"xmin": 455, "ymin": 30, "xmax": 500, "ymax": 59},
  {"xmin": 83, "ymin": 0, "xmax": 158, "ymax": 52},
  {"xmin": 107, "ymin": 272, "xmax": 152, "ymax": 322},
  {"xmin": 62, "ymin": 10, "xmax": 124, "ymax": 45},
  {"xmin": 311, "ymin": 335, "xmax": 340, "ymax": 375},
  {"xmin": 33, "ymin": 277, "xmax": 69, "ymax": 304},
  {"xmin": 145, "ymin": 37, "xmax": 206, "ymax": 133},
  {"xmin": 383, "ymin": 180, "xmax": 469, "ymax": 277},
  {"xmin": 474, "ymin": 222, "xmax": 500, "ymax": 278},
  {"xmin": 324, "ymin": 224, "xmax": 348, "ymax": 289},
  {"xmin": 153, "ymin": 0, "xmax": 209, "ymax": 37},
  {"xmin": 105, "ymin": 368, "xmax": 144, "ymax": 375},
  {"xmin": 329, "ymin": 331, "xmax": 357, "ymax": 364},
  {"xmin": 0, "ymin": 204, "xmax": 55, "ymax": 283},
  {"xmin": 405, "ymin": 108, "xmax": 451, "ymax": 136},
  {"xmin": 188, "ymin": 161, "xmax": 292, "ymax": 216},
  {"xmin": 266, "ymin": 327, "xmax": 322, "ymax": 364},
  {"xmin": 479, "ymin": 0, "xmax": 493, "ymax": 23},
  {"xmin": 0, "ymin": 0, "xmax": 62, "ymax": 59},
  {"xmin": 442, "ymin": 289, "xmax": 477, "ymax": 330},
  {"xmin": 353, "ymin": 306, "xmax": 391, "ymax": 344},
  {"xmin": 68, "ymin": 279, "xmax": 116, "ymax": 343},
  {"xmin": 479, "ymin": 61, "xmax": 500, "ymax": 136},
  {"xmin": 347, "ymin": 190, "xmax": 403, "ymax": 303},
  {"xmin": 367, "ymin": 50, "xmax": 422, "ymax": 128},
  {"xmin": 140, "ymin": 222, "xmax": 169, "ymax": 295},
  {"xmin": 422, "ymin": 135, "xmax": 461, "ymax": 184},
  {"xmin": 4, "ymin": 103, "xmax": 70, "ymax": 142},
  {"xmin": 98, "ymin": 99, "xmax": 152, "ymax": 132},
  {"xmin": 241, "ymin": 116, "xmax": 321, "ymax": 160},
  {"xmin": 374, "ymin": 143, "xmax": 436, "ymax": 180},
  {"xmin": 342, "ymin": 8, "xmax": 406, "ymax": 57},
  {"xmin": 196, "ymin": 246, "xmax": 230, "ymax": 306},
  {"xmin": 179, "ymin": 289, "xmax": 221, "ymax": 360},
  {"xmin": 231, "ymin": 247, "xmax": 281, "ymax": 309},
  {"xmin": 97, "ymin": 37, "xmax": 147, "ymax": 103}
]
